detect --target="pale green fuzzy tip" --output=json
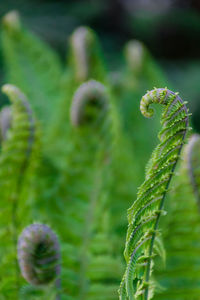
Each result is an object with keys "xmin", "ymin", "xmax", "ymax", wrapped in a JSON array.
[
  {"xmin": 2, "ymin": 10, "xmax": 21, "ymax": 31},
  {"xmin": 70, "ymin": 26, "xmax": 94, "ymax": 82},
  {"xmin": 124, "ymin": 40, "xmax": 145, "ymax": 73},
  {"xmin": 2, "ymin": 84, "xmax": 20, "ymax": 99},
  {"xmin": 1, "ymin": 84, "xmax": 27, "ymax": 105}
]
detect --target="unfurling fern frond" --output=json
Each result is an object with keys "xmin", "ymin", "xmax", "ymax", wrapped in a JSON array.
[
  {"xmin": 69, "ymin": 26, "xmax": 106, "ymax": 83},
  {"xmin": 119, "ymin": 88, "xmax": 189, "ymax": 300},
  {"xmin": 154, "ymin": 134, "xmax": 200, "ymax": 300},
  {"xmin": 54, "ymin": 79, "xmax": 113, "ymax": 299},
  {"xmin": 70, "ymin": 80, "xmax": 108, "ymax": 127},
  {"xmin": 50, "ymin": 26, "xmax": 106, "ymax": 153},
  {"xmin": 18, "ymin": 223, "xmax": 61, "ymax": 299},
  {"xmin": 124, "ymin": 40, "xmax": 168, "ymax": 89},
  {"xmin": 113, "ymin": 40, "xmax": 171, "ymax": 184},
  {"xmin": 0, "ymin": 84, "xmax": 39, "ymax": 298},
  {"xmin": 1, "ymin": 10, "xmax": 63, "ymax": 129}
]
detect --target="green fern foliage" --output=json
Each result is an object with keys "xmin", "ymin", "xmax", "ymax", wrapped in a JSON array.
[
  {"xmin": 119, "ymin": 88, "xmax": 189, "ymax": 300},
  {"xmin": 1, "ymin": 11, "xmax": 63, "ymax": 129},
  {"xmin": 50, "ymin": 25, "xmax": 107, "ymax": 156},
  {"xmin": 58, "ymin": 79, "xmax": 121, "ymax": 299},
  {"xmin": 154, "ymin": 134, "xmax": 200, "ymax": 300},
  {"xmin": 0, "ymin": 84, "xmax": 39, "ymax": 298},
  {"xmin": 0, "ymin": 10, "xmax": 197, "ymax": 300}
]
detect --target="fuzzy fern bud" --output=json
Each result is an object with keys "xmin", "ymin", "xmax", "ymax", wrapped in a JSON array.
[
  {"xmin": 69, "ymin": 27, "xmax": 105, "ymax": 82},
  {"xmin": 17, "ymin": 224, "xmax": 61, "ymax": 286},
  {"xmin": 2, "ymin": 10, "xmax": 21, "ymax": 33},
  {"xmin": 119, "ymin": 88, "xmax": 189, "ymax": 300},
  {"xmin": 124, "ymin": 40, "xmax": 145, "ymax": 75},
  {"xmin": 70, "ymin": 79, "xmax": 108, "ymax": 127},
  {"xmin": 70, "ymin": 27, "xmax": 92, "ymax": 82}
]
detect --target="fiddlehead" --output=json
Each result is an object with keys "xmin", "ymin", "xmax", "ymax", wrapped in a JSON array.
[
  {"xmin": 124, "ymin": 40, "xmax": 167, "ymax": 88},
  {"xmin": 119, "ymin": 88, "xmax": 189, "ymax": 300},
  {"xmin": 49, "ymin": 26, "xmax": 106, "ymax": 156},
  {"xmin": 70, "ymin": 26, "xmax": 106, "ymax": 83},
  {"xmin": 1, "ymin": 10, "xmax": 63, "ymax": 128},
  {"xmin": 124, "ymin": 40, "xmax": 145, "ymax": 77},
  {"xmin": 53, "ymin": 79, "xmax": 115, "ymax": 299},
  {"xmin": 70, "ymin": 79, "xmax": 108, "ymax": 127},
  {"xmin": 18, "ymin": 224, "xmax": 61, "ymax": 298},
  {"xmin": 0, "ymin": 84, "xmax": 39, "ymax": 297}
]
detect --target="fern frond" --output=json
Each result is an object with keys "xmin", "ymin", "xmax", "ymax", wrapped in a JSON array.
[
  {"xmin": 0, "ymin": 84, "xmax": 39, "ymax": 298},
  {"xmin": 41, "ymin": 80, "xmax": 114, "ymax": 299},
  {"xmin": 18, "ymin": 223, "xmax": 61, "ymax": 299},
  {"xmin": 1, "ymin": 11, "xmax": 63, "ymax": 129},
  {"xmin": 70, "ymin": 79, "xmax": 108, "ymax": 127},
  {"xmin": 154, "ymin": 134, "xmax": 200, "ymax": 300},
  {"xmin": 124, "ymin": 40, "xmax": 168, "ymax": 89},
  {"xmin": 49, "ymin": 26, "xmax": 107, "ymax": 156},
  {"xmin": 69, "ymin": 26, "xmax": 106, "ymax": 83},
  {"xmin": 119, "ymin": 88, "xmax": 189, "ymax": 300}
]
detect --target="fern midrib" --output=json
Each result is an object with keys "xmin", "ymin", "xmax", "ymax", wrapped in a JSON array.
[{"xmin": 144, "ymin": 110, "xmax": 188, "ymax": 300}]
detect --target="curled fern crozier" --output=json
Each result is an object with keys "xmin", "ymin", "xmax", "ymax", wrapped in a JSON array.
[
  {"xmin": 18, "ymin": 224, "xmax": 61, "ymax": 286},
  {"xmin": 119, "ymin": 88, "xmax": 189, "ymax": 300},
  {"xmin": 70, "ymin": 79, "xmax": 108, "ymax": 127}
]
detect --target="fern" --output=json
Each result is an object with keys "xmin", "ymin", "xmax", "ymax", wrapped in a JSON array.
[
  {"xmin": 1, "ymin": 11, "xmax": 63, "ymax": 130},
  {"xmin": 154, "ymin": 134, "xmax": 200, "ymax": 299},
  {"xmin": 124, "ymin": 40, "xmax": 168, "ymax": 89},
  {"xmin": 0, "ymin": 84, "xmax": 39, "ymax": 298},
  {"xmin": 69, "ymin": 26, "xmax": 106, "ymax": 83},
  {"xmin": 18, "ymin": 223, "xmax": 61, "ymax": 299},
  {"xmin": 119, "ymin": 88, "xmax": 189, "ymax": 300},
  {"xmin": 49, "ymin": 26, "xmax": 107, "ymax": 157},
  {"xmin": 112, "ymin": 41, "xmax": 171, "ymax": 184},
  {"xmin": 44, "ymin": 80, "xmax": 114, "ymax": 299}
]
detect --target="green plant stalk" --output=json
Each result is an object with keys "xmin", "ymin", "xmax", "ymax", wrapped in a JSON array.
[{"xmin": 119, "ymin": 88, "xmax": 189, "ymax": 300}]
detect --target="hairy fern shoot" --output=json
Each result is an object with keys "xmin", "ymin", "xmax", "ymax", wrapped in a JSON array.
[
  {"xmin": 119, "ymin": 88, "xmax": 189, "ymax": 300},
  {"xmin": 154, "ymin": 134, "xmax": 200, "ymax": 299},
  {"xmin": 0, "ymin": 84, "xmax": 39, "ymax": 298},
  {"xmin": 18, "ymin": 224, "xmax": 61, "ymax": 299}
]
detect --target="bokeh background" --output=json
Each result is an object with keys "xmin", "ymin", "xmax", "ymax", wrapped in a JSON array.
[{"xmin": 0, "ymin": 0, "xmax": 200, "ymax": 129}]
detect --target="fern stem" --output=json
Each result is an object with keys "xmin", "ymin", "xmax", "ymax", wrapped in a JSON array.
[
  {"xmin": 144, "ymin": 148, "xmax": 183, "ymax": 299},
  {"xmin": 143, "ymin": 89, "xmax": 189, "ymax": 299},
  {"xmin": 120, "ymin": 88, "xmax": 189, "ymax": 300}
]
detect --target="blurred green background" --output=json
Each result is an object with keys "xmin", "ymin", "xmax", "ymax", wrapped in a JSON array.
[{"xmin": 0, "ymin": 0, "xmax": 200, "ymax": 129}]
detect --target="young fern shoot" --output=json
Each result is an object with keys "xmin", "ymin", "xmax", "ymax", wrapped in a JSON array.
[
  {"xmin": 0, "ymin": 84, "xmax": 38, "ymax": 297},
  {"xmin": 154, "ymin": 134, "xmax": 200, "ymax": 299},
  {"xmin": 18, "ymin": 224, "xmax": 61, "ymax": 299},
  {"xmin": 119, "ymin": 88, "xmax": 189, "ymax": 300}
]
